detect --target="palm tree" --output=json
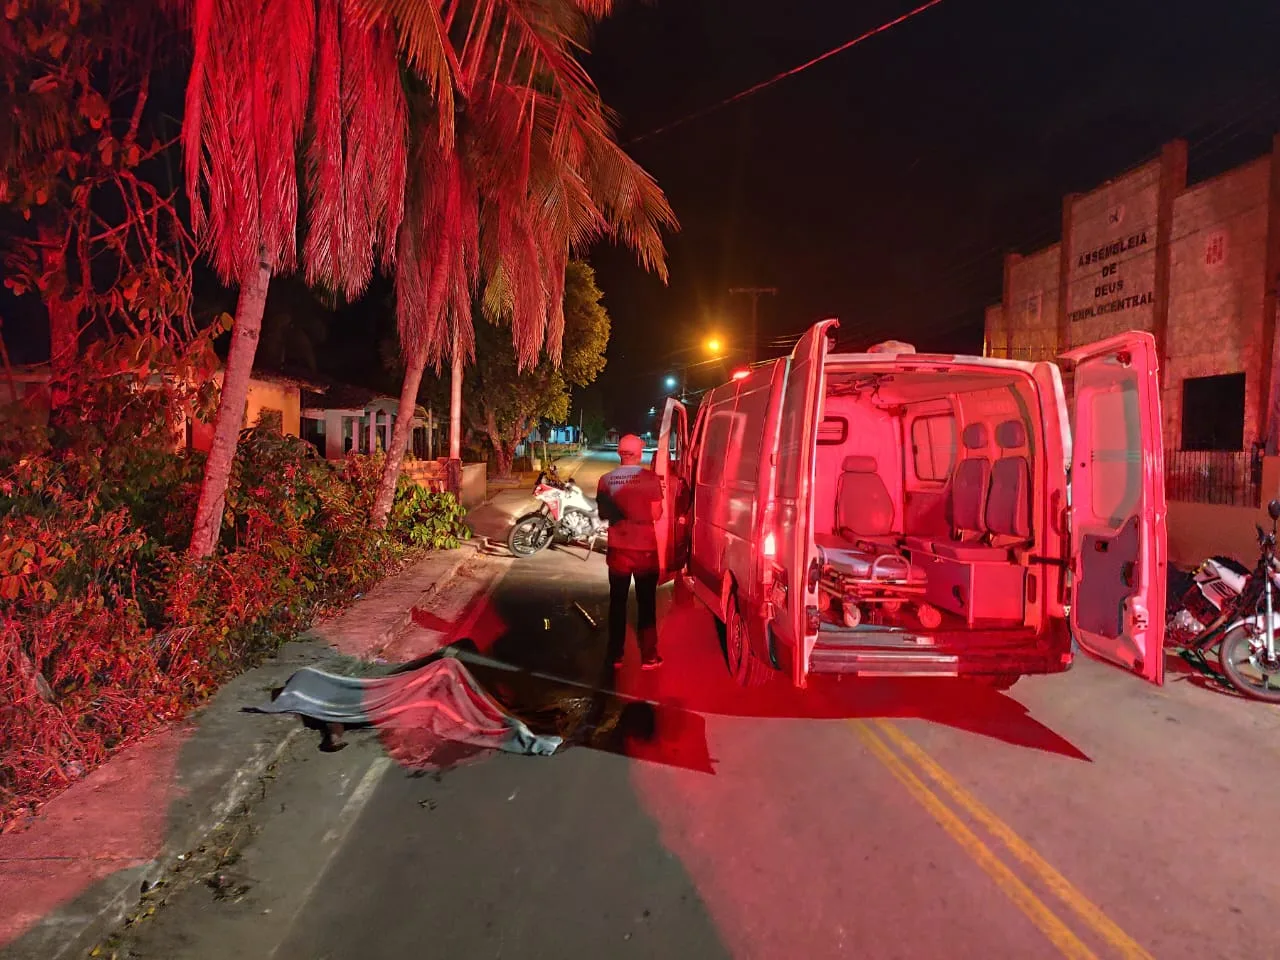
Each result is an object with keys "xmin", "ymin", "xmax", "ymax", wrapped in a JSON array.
[
  {"xmin": 180, "ymin": 0, "xmax": 408, "ymax": 557},
  {"xmin": 368, "ymin": 0, "xmax": 677, "ymax": 525}
]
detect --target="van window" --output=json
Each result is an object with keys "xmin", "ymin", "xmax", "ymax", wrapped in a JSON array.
[
  {"xmin": 731, "ymin": 385, "xmax": 771, "ymax": 485},
  {"xmin": 817, "ymin": 416, "xmax": 848, "ymax": 445},
  {"xmin": 698, "ymin": 410, "xmax": 734, "ymax": 485},
  {"xmin": 911, "ymin": 415, "xmax": 956, "ymax": 482}
]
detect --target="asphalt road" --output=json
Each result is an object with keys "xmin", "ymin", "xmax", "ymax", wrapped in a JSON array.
[{"xmin": 115, "ymin": 452, "xmax": 1280, "ymax": 959}]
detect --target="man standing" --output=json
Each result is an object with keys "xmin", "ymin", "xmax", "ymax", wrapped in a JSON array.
[{"xmin": 596, "ymin": 434, "xmax": 665, "ymax": 670}]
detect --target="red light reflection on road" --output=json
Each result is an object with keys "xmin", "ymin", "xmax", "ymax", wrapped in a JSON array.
[{"xmin": 615, "ymin": 594, "xmax": 1090, "ymax": 959}]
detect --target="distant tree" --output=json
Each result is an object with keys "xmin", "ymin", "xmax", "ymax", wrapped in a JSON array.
[
  {"xmin": 467, "ymin": 261, "xmax": 608, "ymax": 477},
  {"xmin": 572, "ymin": 386, "xmax": 608, "ymax": 446},
  {"xmin": 0, "ymin": 0, "xmax": 196, "ymax": 405}
]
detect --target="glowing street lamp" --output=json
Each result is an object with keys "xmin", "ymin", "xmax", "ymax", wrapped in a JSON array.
[
  {"xmin": 705, "ymin": 337, "xmax": 723, "ymax": 355},
  {"xmin": 664, "ymin": 375, "xmax": 678, "ymax": 391}
]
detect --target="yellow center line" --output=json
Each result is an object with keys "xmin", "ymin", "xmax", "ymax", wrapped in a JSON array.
[
  {"xmin": 849, "ymin": 721, "xmax": 1098, "ymax": 960},
  {"xmin": 871, "ymin": 719, "xmax": 1154, "ymax": 960}
]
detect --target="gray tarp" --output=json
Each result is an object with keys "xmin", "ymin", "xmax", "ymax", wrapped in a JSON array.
[{"xmin": 252, "ymin": 656, "xmax": 562, "ymax": 761}]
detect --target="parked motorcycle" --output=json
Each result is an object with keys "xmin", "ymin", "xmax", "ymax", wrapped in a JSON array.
[
  {"xmin": 507, "ymin": 463, "xmax": 607, "ymax": 559},
  {"xmin": 1166, "ymin": 498, "xmax": 1280, "ymax": 701}
]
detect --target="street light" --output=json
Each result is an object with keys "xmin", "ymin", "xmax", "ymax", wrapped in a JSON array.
[
  {"xmin": 705, "ymin": 337, "xmax": 723, "ymax": 355},
  {"xmin": 664, "ymin": 375, "xmax": 678, "ymax": 391}
]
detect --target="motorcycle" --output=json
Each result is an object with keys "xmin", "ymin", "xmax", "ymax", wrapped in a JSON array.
[
  {"xmin": 507, "ymin": 463, "xmax": 607, "ymax": 559},
  {"xmin": 1166, "ymin": 497, "xmax": 1280, "ymax": 702}
]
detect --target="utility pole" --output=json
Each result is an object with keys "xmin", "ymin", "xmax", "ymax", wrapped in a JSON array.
[{"xmin": 729, "ymin": 287, "xmax": 778, "ymax": 364}]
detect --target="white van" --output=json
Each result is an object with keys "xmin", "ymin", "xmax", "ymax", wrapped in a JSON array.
[{"xmin": 653, "ymin": 318, "xmax": 1167, "ymax": 691}]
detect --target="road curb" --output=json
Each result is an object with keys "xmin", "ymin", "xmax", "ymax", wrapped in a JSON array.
[
  {"xmin": 4, "ymin": 659, "xmax": 317, "ymax": 960},
  {"xmin": 4, "ymin": 549, "xmax": 484, "ymax": 960},
  {"xmin": 367, "ymin": 544, "xmax": 480, "ymax": 660}
]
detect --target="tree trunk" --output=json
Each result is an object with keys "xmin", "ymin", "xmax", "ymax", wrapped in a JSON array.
[
  {"xmin": 447, "ymin": 330, "xmax": 464, "ymax": 495},
  {"xmin": 39, "ymin": 225, "xmax": 80, "ymax": 410},
  {"xmin": 449, "ymin": 331, "xmax": 463, "ymax": 460},
  {"xmin": 47, "ymin": 295, "xmax": 80, "ymax": 406},
  {"xmin": 492, "ymin": 439, "xmax": 514, "ymax": 478},
  {"xmin": 371, "ymin": 345, "xmax": 428, "ymax": 527},
  {"xmin": 188, "ymin": 262, "xmax": 271, "ymax": 558}
]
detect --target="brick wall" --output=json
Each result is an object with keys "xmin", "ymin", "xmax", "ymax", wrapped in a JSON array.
[
  {"xmin": 1164, "ymin": 157, "xmax": 1272, "ymax": 448},
  {"xmin": 983, "ymin": 304, "xmax": 1004, "ymax": 355},
  {"xmin": 1063, "ymin": 159, "xmax": 1162, "ymax": 347},
  {"xmin": 994, "ymin": 139, "xmax": 1278, "ymax": 457},
  {"xmin": 1002, "ymin": 244, "xmax": 1061, "ymax": 358}
]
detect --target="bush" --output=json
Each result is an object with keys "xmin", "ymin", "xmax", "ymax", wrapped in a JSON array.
[{"xmin": 0, "ymin": 333, "xmax": 470, "ymax": 825}]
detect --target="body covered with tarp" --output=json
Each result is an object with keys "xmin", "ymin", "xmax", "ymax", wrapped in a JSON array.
[{"xmin": 253, "ymin": 657, "xmax": 562, "ymax": 768}]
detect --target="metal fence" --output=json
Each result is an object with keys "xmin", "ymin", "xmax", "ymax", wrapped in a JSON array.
[
  {"xmin": 1165, "ymin": 449, "xmax": 1261, "ymax": 507},
  {"xmin": 983, "ymin": 344, "xmax": 1061, "ymax": 363}
]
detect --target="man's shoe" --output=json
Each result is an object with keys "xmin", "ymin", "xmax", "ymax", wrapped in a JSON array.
[{"xmin": 640, "ymin": 654, "xmax": 663, "ymax": 671}]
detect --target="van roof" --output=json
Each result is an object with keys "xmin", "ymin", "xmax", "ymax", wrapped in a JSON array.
[{"xmin": 827, "ymin": 348, "xmax": 1042, "ymax": 375}]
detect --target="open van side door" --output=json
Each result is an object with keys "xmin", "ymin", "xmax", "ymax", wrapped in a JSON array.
[
  {"xmin": 655, "ymin": 396, "xmax": 691, "ymax": 584},
  {"xmin": 1060, "ymin": 332, "xmax": 1166, "ymax": 684},
  {"xmin": 773, "ymin": 318, "xmax": 839, "ymax": 685}
]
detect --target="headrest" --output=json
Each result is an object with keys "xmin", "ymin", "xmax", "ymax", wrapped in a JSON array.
[
  {"xmin": 842, "ymin": 455, "xmax": 878, "ymax": 473},
  {"xmin": 961, "ymin": 423, "xmax": 988, "ymax": 451},
  {"xmin": 995, "ymin": 419, "xmax": 1026, "ymax": 450}
]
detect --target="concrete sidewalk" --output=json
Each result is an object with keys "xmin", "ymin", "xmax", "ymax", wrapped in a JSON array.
[{"xmin": 0, "ymin": 545, "xmax": 476, "ymax": 960}]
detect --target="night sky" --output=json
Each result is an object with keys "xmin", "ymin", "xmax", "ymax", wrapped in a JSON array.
[
  {"xmin": 584, "ymin": 0, "xmax": 1280, "ymax": 429},
  {"xmin": 4, "ymin": 1, "xmax": 1280, "ymax": 433}
]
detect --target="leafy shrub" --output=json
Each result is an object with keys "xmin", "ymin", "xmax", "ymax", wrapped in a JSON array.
[
  {"xmin": 391, "ymin": 480, "xmax": 472, "ymax": 549},
  {"xmin": 0, "ymin": 333, "xmax": 470, "ymax": 825}
]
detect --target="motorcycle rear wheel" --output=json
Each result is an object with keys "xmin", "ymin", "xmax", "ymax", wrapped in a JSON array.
[
  {"xmin": 508, "ymin": 513, "xmax": 555, "ymax": 557},
  {"xmin": 1219, "ymin": 625, "xmax": 1280, "ymax": 702}
]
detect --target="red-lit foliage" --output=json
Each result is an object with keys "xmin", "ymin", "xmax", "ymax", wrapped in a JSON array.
[
  {"xmin": 0, "ymin": 335, "xmax": 469, "ymax": 827},
  {"xmin": 1, "ymin": 0, "xmax": 197, "ymax": 393}
]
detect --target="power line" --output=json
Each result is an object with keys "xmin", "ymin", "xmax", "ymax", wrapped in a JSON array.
[{"xmin": 626, "ymin": 0, "xmax": 949, "ymax": 146}]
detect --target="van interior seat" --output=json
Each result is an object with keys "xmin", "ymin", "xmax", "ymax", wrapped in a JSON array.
[
  {"xmin": 904, "ymin": 422, "xmax": 990, "ymax": 559},
  {"xmin": 949, "ymin": 422, "xmax": 991, "ymax": 538},
  {"xmin": 833, "ymin": 454, "xmax": 897, "ymax": 545},
  {"xmin": 985, "ymin": 419, "xmax": 1031, "ymax": 541},
  {"xmin": 905, "ymin": 418, "xmax": 1032, "ymax": 563},
  {"xmin": 816, "ymin": 455, "xmax": 923, "ymax": 581}
]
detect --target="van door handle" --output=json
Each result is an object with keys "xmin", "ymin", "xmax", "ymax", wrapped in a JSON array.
[{"xmin": 1027, "ymin": 555, "xmax": 1069, "ymax": 568}]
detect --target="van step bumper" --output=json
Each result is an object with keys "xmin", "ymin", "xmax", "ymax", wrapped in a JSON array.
[{"xmin": 808, "ymin": 646, "xmax": 960, "ymax": 677}]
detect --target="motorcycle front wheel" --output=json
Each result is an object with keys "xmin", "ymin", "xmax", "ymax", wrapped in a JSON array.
[
  {"xmin": 508, "ymin": 513, "xmax": 555, "ymax": 558},
  {"xmin": 1219, "ymin": 625, "xmax": 1280, "ymax": 702}
]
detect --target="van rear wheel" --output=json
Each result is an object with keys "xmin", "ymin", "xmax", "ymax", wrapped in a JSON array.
[{"xmin": 724, "ymin": 595, "xmax": 772, "ymax": 688}]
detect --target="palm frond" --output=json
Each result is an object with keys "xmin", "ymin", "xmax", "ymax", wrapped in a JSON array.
[
  {"xmin": 182, "ymin": 0, "xmax": 316, "ymax": 284},
  {"xmin": 351, "ymin": 0, "xmax": 456, "ymax": 144},
  {"xmin": 382, "ymin": 0, "xmax": 676, "ymax": 372}
]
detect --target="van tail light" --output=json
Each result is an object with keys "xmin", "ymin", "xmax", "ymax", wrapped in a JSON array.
[
  {"xmin": 760, "ymin": 499, "xmax": 778, "ymax": 560},
  {"xmin": 757, "ymin": 498, "xmax": 780, "ymax": 600}
]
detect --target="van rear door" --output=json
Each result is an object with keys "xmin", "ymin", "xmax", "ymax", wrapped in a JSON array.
[
  {"xmin": 773, "ymin": 318, "xmax": 839, "ymax": 685},
  {"xmin": 1060, "ymin": 332, "xmax": 1167, "ymax": 684},
  {"xmin": 655, "ymin": 397, "xmax": 691, "ymax": 584}
]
